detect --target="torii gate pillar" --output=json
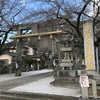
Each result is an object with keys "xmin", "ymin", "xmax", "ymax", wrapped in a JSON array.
[{"xmin": 15, "ymin": 28, "xmax": 22, "ymax": 76}]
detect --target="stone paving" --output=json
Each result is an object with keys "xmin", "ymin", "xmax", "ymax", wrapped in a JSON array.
[{"xmin": 0, "ymin": 72, "xmax": 52, "ymax": 92}]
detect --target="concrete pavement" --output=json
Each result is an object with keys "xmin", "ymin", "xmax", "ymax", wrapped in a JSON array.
[{"xmin": 0, "ymin": 71, "xmax": 53, "ymax": 92}]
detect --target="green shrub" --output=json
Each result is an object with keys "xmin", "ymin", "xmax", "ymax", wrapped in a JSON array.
[
  {"xmin": 1, "ymin": 65, "xmax": 9, "ymax": 74},
  {"xmin": 22, "ymin": 57, "xmax": 37, "ymax": 65}
]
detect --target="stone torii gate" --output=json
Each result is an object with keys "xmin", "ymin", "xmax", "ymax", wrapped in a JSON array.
[{"xmin": 10, "ymin": 24, "xmax": 63, "ymax": 76}]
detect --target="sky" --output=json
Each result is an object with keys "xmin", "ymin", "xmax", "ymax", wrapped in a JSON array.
[
  {"xmin": 88, "ymin": 0, "xmax": 100, "ymax": 17},
  {"xmin": 8, "ymin": 0, "xmax": 100, "ymax": 42},
  {"xmin": 20, "ymin": 0, "xmax": 26, "ymax": 6}
]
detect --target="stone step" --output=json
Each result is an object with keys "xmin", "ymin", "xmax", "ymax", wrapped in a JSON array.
[
  {"xmin": 79, "ymin": 97, "xmax": 100, "ymax": 100},
  {"xmin": 0, "ymin": 92, "xmax": 45, "ymax": 100},
  {"xmin": 50, "ymin": 81, "xmax": 80, "ymax": 88},
  {"xmin": 0, "ymin": 94, "xmax": 31, "ymax": 100},
  {"xmin": 0, "ymin": 91, "xmax": 79, "ymax": 100}
]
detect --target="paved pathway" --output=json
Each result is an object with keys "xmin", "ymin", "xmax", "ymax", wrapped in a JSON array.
[{"xmin": 0, "ymin": 72, "xmax": 52, "ymax": 92}]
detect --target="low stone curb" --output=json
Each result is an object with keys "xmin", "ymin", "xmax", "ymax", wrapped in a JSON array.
[{"xmin": 1, "ymin": 91, "xmax": 79, "ymax": 100}]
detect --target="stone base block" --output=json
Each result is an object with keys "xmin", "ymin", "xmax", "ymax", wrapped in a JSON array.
[
  {"xmin": 58, "ymin": 70, "xmax": 78, "ymax": 77},
  {"xmin": 51, "ymin": 76, "xmax": 79, "ymax": 87}
]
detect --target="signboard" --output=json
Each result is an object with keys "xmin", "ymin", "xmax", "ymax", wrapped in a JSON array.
[
  {"xmin": 79, "ymin": 76, "xmax": 89, "ymax": 87},
  {"xmin": 83, "ymin": 22, "xmax": 95, "ymax": 70}
]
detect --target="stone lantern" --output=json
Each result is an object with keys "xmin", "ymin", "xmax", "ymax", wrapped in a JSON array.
[{"xmin": 59, "ymin": 33, "xmax": 74, "ymax": 70}]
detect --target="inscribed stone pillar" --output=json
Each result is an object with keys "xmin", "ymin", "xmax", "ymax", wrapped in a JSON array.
[{"xmin": 83, "ymin": 21, "xmax": 95, "ymax": 70}]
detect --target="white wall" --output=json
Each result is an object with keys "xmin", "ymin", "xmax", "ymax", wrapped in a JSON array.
[
  {"xmin": 0, "ymin": 54, "xmax": 12, "ymax": 65},
  {"xmin": 27, "ymin": 47, "xmax": 34, "ymax": 55}
]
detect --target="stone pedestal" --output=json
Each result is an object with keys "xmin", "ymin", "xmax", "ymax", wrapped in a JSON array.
[{"xmin": 51, "ymin": 70, "xmax": 79, "ymax": 86}]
